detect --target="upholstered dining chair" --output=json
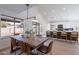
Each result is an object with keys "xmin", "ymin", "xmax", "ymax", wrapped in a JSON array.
[
  {"xmin": 18, "ymin": 41, "xmax": 34, "ymax": 55},
  {"xmin": 18, "ymin": 41, "xmax": 27, "ymax": 54},
  {"xmin": 37, "ymin": 41, "xmax": 53, "ymax": 55},
  {"xmin": 19, "ymin": 41, "xmax": 33, "ymax": 55}
]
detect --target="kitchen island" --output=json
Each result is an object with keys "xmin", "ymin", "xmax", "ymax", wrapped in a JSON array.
[{"xmin": 46, "ymin": 31, "xmax": 78, "ymax": 41}]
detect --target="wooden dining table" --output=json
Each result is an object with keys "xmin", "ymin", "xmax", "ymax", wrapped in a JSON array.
[{"xmin": 11, "ymin": 35, "xmax": 48, "ymax": 54}]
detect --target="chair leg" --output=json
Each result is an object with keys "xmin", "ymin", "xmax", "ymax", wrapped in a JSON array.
[{"xmin": 27, "ymin": 46, "xmax": 31, "ymax": 55}]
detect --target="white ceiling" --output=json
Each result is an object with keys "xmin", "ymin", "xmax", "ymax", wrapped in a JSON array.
[
  {"xmin": 37, "ymin": 4, "xmax": 79, "ymax": 23},
  {"xmin": 1, "ymin": 4, "xmax": 79, "ymax": 23},
  {"xmin": 0, "ymin": 4, "xmax": 36, "ymax": 13}
]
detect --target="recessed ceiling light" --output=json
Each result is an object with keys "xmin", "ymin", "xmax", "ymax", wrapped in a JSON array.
[
  {"xmin": 44, "ymin": 12, "xmax": 47, "ymax": 15},
  {"xmin": 62, "ymin": 8, "xmax": 66, "ymax": 11},
  {"xmin": 51, "ymin": 10, "xmax": 55, "ymax": 13}
]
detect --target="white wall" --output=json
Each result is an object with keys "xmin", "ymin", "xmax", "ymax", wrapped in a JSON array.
[{"xmin": 17, "ymin": 6, "xmax": 47, "ymax": 37}]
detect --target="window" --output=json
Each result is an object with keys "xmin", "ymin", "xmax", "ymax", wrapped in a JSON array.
[{"xmin": 0, "ymin": 18, "xmax": 24, "ymax": 37}]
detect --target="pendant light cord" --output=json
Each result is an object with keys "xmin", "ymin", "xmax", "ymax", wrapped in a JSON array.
[{"xmin": 26, "ymin": 4, "xmax": 29, "ymax": 20}]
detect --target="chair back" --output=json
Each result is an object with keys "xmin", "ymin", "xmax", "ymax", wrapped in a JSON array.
[
  {"xmin": 61, "ymin": 32, "xmax": 67, "ymax": 36},
  {"xmin": 18, "ymin": 41, "xmax": 27, "ymax": 53},
  {"xmin": 47, "ymin": 41, "xmax": 53, "ymax": 53}
]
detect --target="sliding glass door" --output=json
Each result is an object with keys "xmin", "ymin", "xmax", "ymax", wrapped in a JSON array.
[
  {"xmin": 0, "ymin": 17, "xmax": 24, "ymax": 38},
  {"xmin": 0, "ymin": 18, "xmax": 14, "ymax": 36}
]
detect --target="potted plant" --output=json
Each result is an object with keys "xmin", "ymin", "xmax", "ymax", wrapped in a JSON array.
[{"xmin": 25, "ymin": 31, "xmax": 31, "ymax": 38}]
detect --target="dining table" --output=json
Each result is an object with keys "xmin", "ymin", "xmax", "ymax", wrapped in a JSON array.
[{"xmin": 11, "ymin": 35, "xmax": 48, "ymax": 54}]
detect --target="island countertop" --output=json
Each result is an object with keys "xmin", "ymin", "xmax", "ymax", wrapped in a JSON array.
[{"xmin": 48, "ymin": 30, "xmax": 78, "ymax": 32}]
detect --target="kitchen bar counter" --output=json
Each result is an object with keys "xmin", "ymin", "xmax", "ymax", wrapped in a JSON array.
[
  {"xmin": 49, "ymin": 30, "xmax": 77, "ymax": 32},
  {"xmin": 46, "ymin": 31, "xmax": 78, "ymax": 41}
]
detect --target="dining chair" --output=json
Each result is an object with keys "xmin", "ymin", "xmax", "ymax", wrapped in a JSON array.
[
  {"xmin": 18, "ymin": 41, "xmax": 31, "ymax": 55},
  {"xmin": 10, "ymin": 37, "xmax": 20, "ymax": 54},
  {"xmin": 61, "ymin": 32, "xmax": 67, "ymax": 40},
  {"xmin": 37, "ymin": 41, "xmax": 53, "ymax": 55}
]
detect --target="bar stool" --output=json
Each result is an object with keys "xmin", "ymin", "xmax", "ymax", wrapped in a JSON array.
[
  {"xmin": 57, "ymin": 32, "xmax": 61, "ymax": 39},
  {"xmin": 53, "ymin": 32, "xmax": 57, "ymax": 38},
  {"xmin": 50, "ymin": 31, "xmax": 53, "ymax": 38},
  {"xmin": 61, "ymin": 32, "xmax": 67, "ymax": 40},
  {"xmin": 71, "ymin": 32, "xmax": 78, "ymax": 41},
  {"xmin": 46, "ymin": 31, "xmax": 51, "ymax": 37},
  {"xmin": 67, "ymin": 32, "xmax": 71, "ymax": 41}
]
